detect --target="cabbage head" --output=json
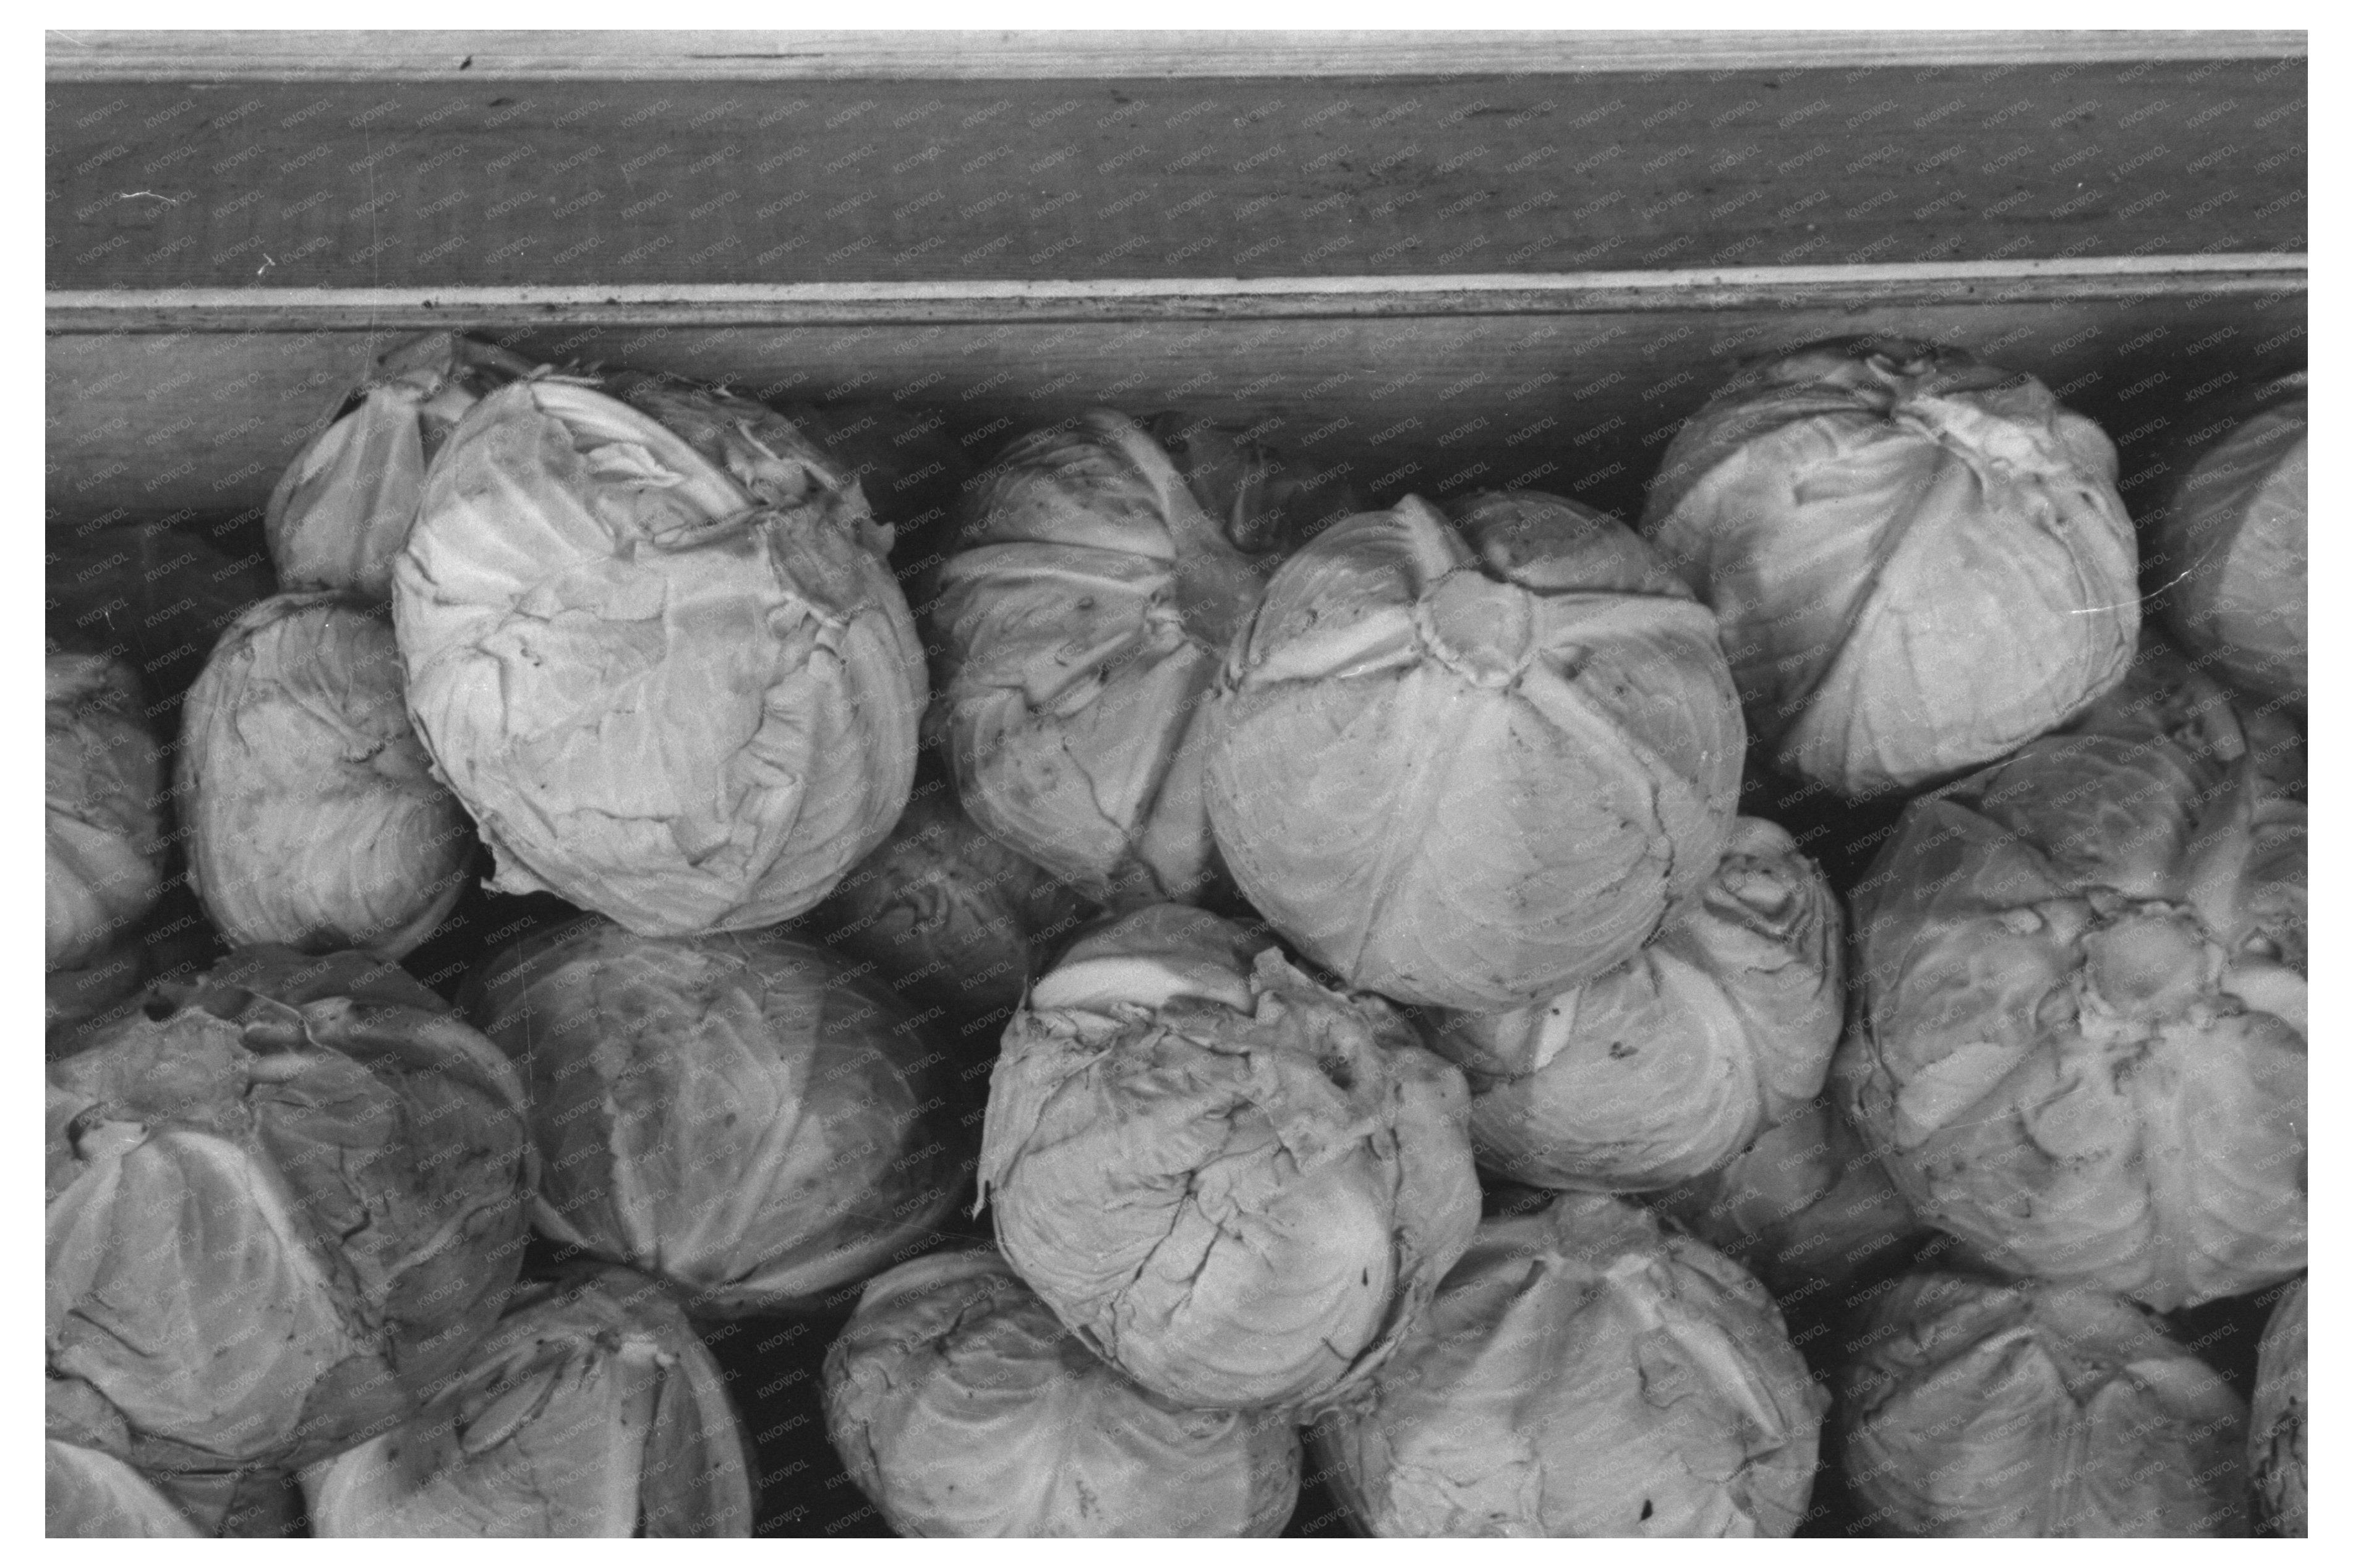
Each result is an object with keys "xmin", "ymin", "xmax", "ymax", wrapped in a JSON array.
[
  {"xmin": 267, "ymin": 332, "xmax": 538, "ymax": 599},
  {"xmin": 1310, "ymin": 1191, "xmax": 1826, "ymax": 1536},
  {"xmin": 47, "ymin": 1441, "xmax": 200, "ymax": 1538},
  {"xmin": 2153, "ymin": 373, "xmax": 2307, "ymax": 710},
  {"xmin": 181, "ymin": 592, "xmax": 471, "ymax": 957},
  {"xmin": 1655, "ymin": 1099, "xmax": 1924, "ymax": 1298},
  {"xmin": 978, "ymin": 905, "xmax": 1480, "ymax": 1412},
  {"xmin": 929, "ymin": 410, "xmax": 1287, "ymax": 906},
  {"xmin": 795, "ymin": 778, "xmax": 1093, "ymax": 1028},
  {"xmin": 461, "ymin": 920, "xmax": 966, "ymax": 1316},
  {"xmin": 1837, "ymin": 1272, "xmax": 2248, "ymax": 1536},
  {"xmin": 1642, "ymin": 336, "xmax": 2138, "ymax": 798},
  {"xmin": 303, "ymin": 1264, "xmax": 755, "ymax": 1537},
  {"xmin": 1835, "ymin": 657, "xmax": 2305, "ymax": 1311},
  {"xmin": 47, "ymin": 947, "xmax": 534, "ymax": 1497},
  {"xmin": 395, "ymin": 373, "xmax": 923, "ymax": 937},
  {"xmin": 822, "ymin": 1247, "xmax": 1302, "ymax": 1536},
  {"xmin": 46, "ymin": 651, "xmax": 167, "ymax": 972},
  {"xmin": 1206, "ymin": 488, "xmax": 1743, "ymax": 1010},
  {"xmin": 2250, "ymin": 1276, "xmax": 2306, "ymax": 1536},
  {"xmin": 1429, "ymin": 814, "xmax": 1841, "ymax": 1189}
]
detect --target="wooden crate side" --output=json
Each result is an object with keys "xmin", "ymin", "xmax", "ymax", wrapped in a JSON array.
[
  {"xmin": 47, "ymin": 283, "xmax": 2305, "ymax": 534},
  {"xmin": 45, "ymin": 30, "xmax": 2307, "ymax": 82},
  {"xmin": 48, "ymin": 61, "xmax": 2306, "ymax": 294}
]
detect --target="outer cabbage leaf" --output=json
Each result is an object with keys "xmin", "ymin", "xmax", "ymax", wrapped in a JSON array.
[
  {"xmin": 303, "ymin": 1264, "xmax": 754, "ymax": 1537},
  {"xmin": 976, "ymin": 905, "xmax": 1481, "ymax": 1413},
  {"xmin": 1430, "ymin": 815, "xmax": 1841, "ymax": 1188},
  {"xmin": 930, "ymin": 409, "xmax": 1287, "ymax": 906},
  {"xmin": 461, "ymin": 920, "xmax": 967, "ymax": 1316},
  {"xmin": 1206, "ymin": 488, "xmax": 1743, "ymax": 1009},
  {"xmin": 47, "ymin": 937, "xmax": 153, "ymax": 1044},
  {"xmin": 2152, "ymin": 373, "xmax": 2306, "ymax": 709},
  {"xmin": 181, "ymin": 591, "xmax": 472, "ymax": 957},
  {"xmin": 822, "ymin": 1247, "xmax": 1302, "ymax": 1536},
  {"xmin": 395, "ymin": 375, "xmax": 924, "ymax": 937},
  {"xmin": 2250, "ymin": 1275, "xmax": 2306, "ymax": 1536},
  {"xmin": 46, "ymin": 1440, "xmax": 200, "ymax": 1538},
  {"xmin": 2060, "ymin": 637, "xmax": 2305, "ymax": 802},
  {"xmin": 267, "ymin": 331, "xmax": 540, "ymax": 599},
  {"xmin": 1310, "ymin": 1191, "xmax": 1826, "ymax": 1536},
  {"xmin": 46, "ymin": 947, "xmax": 534, "ymax": 1495},
  {"xmin": 46, "ymin": 652, "xmax": 168, "ymax": 971},
  {"xmin": 1835, "ymin": 660, "xmax": 2305, "ymax": 1311},
  {"xmin": 1642, "ymin": 337, "xmax": 2138, "ymax": 797},
  {"xmin": 1837, "ymin": 1272, "xmax": 2248, "ymax": 1536}
]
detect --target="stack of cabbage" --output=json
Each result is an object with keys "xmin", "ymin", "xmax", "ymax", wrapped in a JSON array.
[
  {"xmin": 44, "ymin": 331, "xmax": 2305, "ymax": 1539},
  {"xmin": 47, "ymin": 346, "xmax": 967, "ymax": 1538}
]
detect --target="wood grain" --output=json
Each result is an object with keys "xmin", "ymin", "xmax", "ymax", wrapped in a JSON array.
[
  {"xmin": 48, "ymin": 62, "xmax": 2307, "ymax": 293},
  {"xmin": 48, "ymin": 282, "xmax": 2307, "ymax": 535},
  {"xmin": 46, "ymin": 30, "xmax": 2307, "ymax": 82}
]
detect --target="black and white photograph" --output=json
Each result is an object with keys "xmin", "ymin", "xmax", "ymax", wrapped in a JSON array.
[{"xmin": 42, "ymin": 17, "xmax": 2310, "ymax": 1540}]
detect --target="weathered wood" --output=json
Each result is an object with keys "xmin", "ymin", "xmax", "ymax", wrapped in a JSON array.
[
  {"xmin": 48, "ymin": 61, "xmax": 2307, "ymax": 293},
  {"xmin": 45, "ymin": 30, "xmax": 2307, "ymax": 82},
  {"xmin": 48, "ymin": 281, "xmax": 2306, "ymax": 535}
]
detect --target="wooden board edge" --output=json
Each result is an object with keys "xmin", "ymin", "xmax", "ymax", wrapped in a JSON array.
[
  {"xmin": 45, "ymin": 28, "xmax": 2310, "ymax": 82},
  {"xmin": 45, "ymin": 257, "xmax": 2310, "ymax": 334}
]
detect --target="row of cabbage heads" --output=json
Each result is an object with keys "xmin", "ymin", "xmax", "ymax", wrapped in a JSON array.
[{"xmin": 47, "ymin": 329, "xmax": 2305, "ymax": 1537}]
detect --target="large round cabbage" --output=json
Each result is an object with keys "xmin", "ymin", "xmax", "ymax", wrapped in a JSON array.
[
  {"xmin": 1206, "ymin": 488, "xmax": 1744, "ymax": 1010},
  {"xmin": 267, "ymin": 332, "xmax": 538, "ymax": 599},
  {"xmin": 180, "ymin": 592, "xmax": 472, "ymax": 957},
  {"xmin": 461, "ymin": 920, "xmax": 967, "ymax": 1316},
  {"xmin": 929, "ymin": 410, "xmax": 1293, "ymax": 906},
  {"xmin": 1837, "ymin": 1272, "xmax": 2248, "ymax": 1536},
  {"xmin": 978, "ymin": 905, "xmax": 1480, "ymax": 1412},
  {"xmin": 2152, "ymin": 373, "xmax": 2307, "ymax": 710},
  {"xmin": 1835, "ymin": 657, "xmax": 2305, "ymax": 1311},
  {"xmin": 46, "ymin": 650, "xmax": 168, "ymax": 973},
  {"xmin": 822, "ymin": 1247, "xmax": 1302, "ymax": 1536},
  {"xmin": 395, "ymin": 373, "xmax": 923, "ymax": 937},
  {"xmin": 47, "ymin": 948, "xmax": 534, "ymax": 1500},
  {"xmin": 1642, "ymin": 336, "xmax": 2138, "ymax": 798},
  {"xmin": 1310, "ymin": 1191, "xmax": 1826, "ymax": 1536},
  {"xmin": 2250, "ymin": 1276, "xmax": 2307, "ymax": 1536},
  {"xmin": 1428, "ymin": 814, "xmax": 1841, "ymax": 1189},
  {"xmin": 303, "ymin": 1264, "xmax": 755, "ymax": 1537}
]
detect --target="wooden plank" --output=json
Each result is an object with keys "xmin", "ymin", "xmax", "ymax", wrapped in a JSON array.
[
  {"xmin": 48, "ymin": 287, "xmax": 2307, "ymax": 537},
  {"xmin": 45, "ymin": 30, "xmax": 2308, "ymax": 83},
  {"xmin": 47, "ymin": 62, "xmax": 2307, "ymax": 293},
  {"xmin": 43, "ymin": 255, "xmax": 2311, "ymax": 333}
]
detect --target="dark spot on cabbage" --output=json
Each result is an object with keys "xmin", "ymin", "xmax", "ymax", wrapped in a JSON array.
[{"xmin": 1640, "ymin": 1499, "xmax": 1654, "ymax": 1521}]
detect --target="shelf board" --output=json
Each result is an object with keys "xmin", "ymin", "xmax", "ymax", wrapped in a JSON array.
[
  {"xmin": 45, "ymin": 29, "xmax": 2309, "ymax": 83},
  {"xmin": 46, "ymin": 255, "xmax": 2309, "ymax": 334}
]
